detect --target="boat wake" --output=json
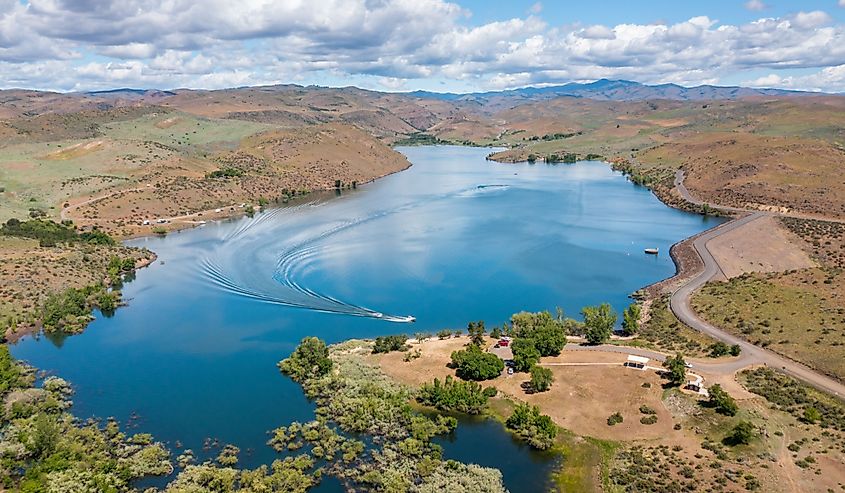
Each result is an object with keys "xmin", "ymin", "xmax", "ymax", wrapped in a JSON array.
[{"xmin": 197, "ymin": 183, "xmax": 510, "ymax": 321}]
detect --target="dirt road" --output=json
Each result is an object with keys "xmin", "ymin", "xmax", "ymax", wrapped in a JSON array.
[{"xmin": 668, "ymin": 171, "xmax": 845, "ymax": 400}]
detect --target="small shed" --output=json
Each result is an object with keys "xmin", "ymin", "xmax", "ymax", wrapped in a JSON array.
[{"xmin": 625, "ymin": 355, "xmax": 649, "ymax": 370}]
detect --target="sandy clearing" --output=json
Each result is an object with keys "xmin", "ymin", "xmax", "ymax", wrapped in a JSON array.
[
  {"xmin": 374, "ymin": 336, "xmax": 690, "ymax": 441},
  {"xmin": 706, "ymin": 214, "xmax": 815, "ymax": 279}
]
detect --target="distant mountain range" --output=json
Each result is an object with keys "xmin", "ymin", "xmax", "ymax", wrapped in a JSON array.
[
  {"xmin": 408, "ymin": 79, "xmax": 813, "ymax": 103},
  {"xmin": 84, "ymin": 88, "xmax": 177, "ymax": 98}
]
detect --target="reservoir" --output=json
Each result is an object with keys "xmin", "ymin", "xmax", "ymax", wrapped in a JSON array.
[{"xmin": 11, "ymin": 145, "xmax": 723, "ymax": 491}]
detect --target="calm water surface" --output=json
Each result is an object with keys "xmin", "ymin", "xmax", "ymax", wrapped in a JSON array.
[{"xmin": 12, "ymin": 146, "xmax": 723, "ymax": 491}]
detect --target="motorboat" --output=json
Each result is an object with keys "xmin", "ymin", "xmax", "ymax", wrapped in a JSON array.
[{"xmin": 644, "ymin": 248, "xmax": 659, "ymax": 255}]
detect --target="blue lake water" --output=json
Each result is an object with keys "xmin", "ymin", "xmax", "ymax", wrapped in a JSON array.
[{"xmin": 11, "ymin": 145, "xmax": 723, "ymax": 491}]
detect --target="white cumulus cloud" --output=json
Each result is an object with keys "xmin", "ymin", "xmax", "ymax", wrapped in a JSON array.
[{"xmin": 1, "ymin": 1, "xmax": 845, "ymax": 92}]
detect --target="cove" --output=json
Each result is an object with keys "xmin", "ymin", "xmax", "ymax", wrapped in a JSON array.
[{"xmin": 10, "ymin": 145, "xmax": 723, "ymax": 491}]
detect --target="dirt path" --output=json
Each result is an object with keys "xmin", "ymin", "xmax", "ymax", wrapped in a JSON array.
[
  {"xmin": 668, "ymin": 172, "xmax": 845, "ymax": 401},
  {"xmin": 60, "ymin": 184, "xmax": 152, "ymax": 221}
]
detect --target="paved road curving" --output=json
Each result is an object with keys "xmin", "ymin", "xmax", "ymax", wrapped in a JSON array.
[{"xmin": 667, "ymin": 171, "xmax": 845, "ymax": 401}]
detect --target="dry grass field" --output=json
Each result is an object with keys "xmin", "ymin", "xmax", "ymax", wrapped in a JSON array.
[
  {"xmin": 0, "ymin": 236, "xmax": 154, "ymax": 339},
  {"xmin": 483, "ymin": 96, "xmax": 845, "ymax": 220},
  {"xmin": 372, "ymin": 335, "xmax": 845, "ymax": 493}
]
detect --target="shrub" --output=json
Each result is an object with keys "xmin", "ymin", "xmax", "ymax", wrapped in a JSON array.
[
  {"xmin": 639, "ymin": 405, "xmax": 656, "ymax": 415},
  {"xmin": 505, "ymin": 403, "xmax": 557, "ymax": 450},
  {"xmin": 802, "ymin": 406, "xmax": 822, "ymax": 424},
  {"xmin": 206, "ymin": 167, "xmax": 244, "ymax": 179},
  {"xmin": 450, "ymin": 344, "xmax": 504, "ymax": 381},
  {"xmin": 708, "ymin": 341, "xmax": 731, "ymax": 357},
  {"xmin": 724, "ymin": 421, "xmax": 756, "ymax": 446},
  {"xmin": 437, "ymin": 329, "xmax": 452, "ymax": 340},
  {"xmin": 607, "ymin": 412, "xmax": 624, "ymax": 426},
  {"xmin": 372, "ymin": 334, "xmax": 408, "ymax": 354},
  {"xmin": 0, "ymin": 218, "xmax": 114, "ymax": 246},
  {"xmin": 640, "ymin": 415, "xmax": 658, "ymax": 425}
]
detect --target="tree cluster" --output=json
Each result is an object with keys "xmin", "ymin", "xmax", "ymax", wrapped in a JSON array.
[
  {"xmin": 372, "ymin": 334, "xmax": 408, "ymax": 353},
  {"xmin": 582, "ymin": 303, "xmax": 618, "ymax": 344},
  {"xmin": 450, "ymin": 344, "xmax": 504, "ymax": 381},
  {"xmin": 509, "ymin": 311, "xmax": 569, "ymax": 372},
  {"xmin": 505, "ymin": 403, "xmax": 558, "ymax": 450},
  {"xmin": 279, "ymin": 337, "xmax": 333, "ymax": 382},
  {"xmin": 1, "ymin": 218, "xmax": 114, "ymax": 247},
  {"xmin": 416, "ymin": 376, "xmax": 497, "ymax": 414}
]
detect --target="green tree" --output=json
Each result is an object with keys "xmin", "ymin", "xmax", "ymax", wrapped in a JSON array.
[
  {"xmin": 582, "ymin": 303, "xmax": 617, "ymax": 344},
  {"xmin": 724, "ymin": 420, "xmax": 756, "ymax": 446},
  {"xmin": 529, "ymin": 365, "xmax": 554, "ymax": 392},
  {"xmin": 30, "ymin": 413, "xmax": 60, "ymax": 458},
  {"xmin": 450, "ymin": 344, "xmax": 504, "ymax": 381},
  {"xmin": 490, "ymin": 326, "xmax": 502, "ymax": 340},
  {"xmin": 510, "ymin": 311, "xmax": 567, "ymax": 356},
  {"xmin": 0, "ymin": 346, "xmax": 23, "ymax": 395},
  {"xmin": 621, "ymin": 303, "xmax": 641, "ymax": 336},
  {"xmin": 729, "ymin": 344, "xmax": 741, "ymax": 356},
  {"xmin": 707, "ymin": 384, "xmax": 738, "ymax": 416},
  {"xmin": 662, "ymin": 353, "xmax": 687, "ymax": 387},
  {"xmin": 467, "ymin": 320, "xmax": 486, "ymax": 346},
  {"xmin": 511, "ymin": 338, "xmax": 541, "ymax": 372},
  {"xmin": 279, "ymin": 337, "xmax": 333, "ymax": 382}
]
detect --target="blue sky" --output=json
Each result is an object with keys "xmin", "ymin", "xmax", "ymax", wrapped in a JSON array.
[
  {"xmin": 460, "ymin": 1, "xmax": 845, "ymax": 27},
  {"xmin": 2, "ymin": 0, "xmax": 845, "ymax": 92}
]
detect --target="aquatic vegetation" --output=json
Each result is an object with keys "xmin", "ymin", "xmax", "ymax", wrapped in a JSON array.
[
  {"xmin": 275, "ymin": 338, "xmax": 507, "ymax": 492},
  {"xmin": 278, "ymin": 337, "xmax": 333, "ymax": 382},
  {"xmin": 40, "ymin": 284, "xmax": 120, "ymax": 333},
  {"xmin": 0, "ymin": 350, "xmax": 172, "ymax": 492}
]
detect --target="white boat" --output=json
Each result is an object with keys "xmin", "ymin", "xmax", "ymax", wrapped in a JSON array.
[
  {"xmin": 644, "ymin": 248, "xmax": 659, "ymax": 255},
  {"xmin": 373, "ymin": 312, "xmax": 384, "ymax": 318}
]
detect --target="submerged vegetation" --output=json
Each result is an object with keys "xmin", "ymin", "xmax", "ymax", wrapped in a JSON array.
[
  {"xmin": 0, "ymin": 345, "xmax": 172, "ymax": 492},
  {"xmin": 40, "ymin": 284, "xmax": 120, "ymax": 333},
  {"xmin": 275, "ymin": 338, "xmax": 508, "ymax": 492}
]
